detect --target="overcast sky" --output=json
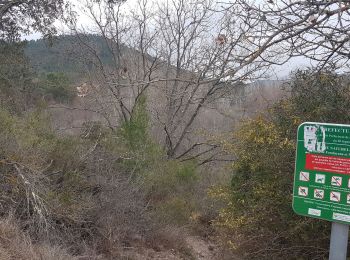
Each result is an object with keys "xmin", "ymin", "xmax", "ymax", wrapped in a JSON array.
[{"xmin": 23, "ymin": 0, "xmax": 311, "ymax": 80}]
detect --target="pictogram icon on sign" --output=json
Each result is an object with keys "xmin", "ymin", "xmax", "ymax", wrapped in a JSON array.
[
  {"xmin": 298, "ymin": 186, "xmax": 308, "ymax": 197},
  {"xmin": 314, "ymin": 189, "xmax": 324, "ymax": 199},
  {"xmin": 330, "ymin": 191, "xmax": 341, "ymax": 202},
  {"xmin": 299, "ymin": 171, "xmax": 310, "ymax": 182},
  {"xmin": 315, "ymin": 174, "xmax": 325, "ymax": 184},
  {"xmin": 331, "ymin": 176, "xmax": 342, "ymax": 187}
]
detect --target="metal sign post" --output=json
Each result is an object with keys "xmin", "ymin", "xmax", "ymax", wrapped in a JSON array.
[{"xmin": 329, "ymin": 222, "xmax": 349, "ymax": 260}]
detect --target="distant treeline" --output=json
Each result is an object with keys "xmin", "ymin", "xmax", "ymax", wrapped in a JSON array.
[{"xmin": 25, "ymin": 35, "xmax": 116, "ymax": 77}]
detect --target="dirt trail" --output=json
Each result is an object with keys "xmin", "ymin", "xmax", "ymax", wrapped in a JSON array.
[
  {"xmin": 122, "ymin": 235, "xmax": 237, "ymax": 260},
  {"xmin": 185, "ymin": 236, "xmax": 218, "ymax": 260}
]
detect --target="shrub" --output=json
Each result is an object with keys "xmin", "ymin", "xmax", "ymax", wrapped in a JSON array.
[
  {"xmin": 0, "ymin": 92, "xmax": 206, "ymax": 257},
  {"xmin": 0, "ymin": 41, "xmax": 36, "ymax": 113},
  {"xmin": 38, "ymin": 72, "xmax": 74, "ymax": 103},
  {"xmin": 0, "ymin": 107, "xmax": 98, "ymax": 250},
  {"xmin": 211, "ymin": 70, "xmax": 350, "ymax": 259},
  {"xmin": 100, "ymin": 95, "xmax": 201, "ymax": 228}
]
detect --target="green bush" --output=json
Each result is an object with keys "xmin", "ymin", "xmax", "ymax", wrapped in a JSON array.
[
  {"xmin": 0, "ymin": 41, "xmax": 36, "ymax": 113},
  {"xmin": 101, "ymin": 95, "xmax": 200, "ymax": 226},
  {"xmin": 38, "ymin": 72, "xmax": 74, "ymax": 103},
  {"xmin": 211, "ymin": 70, "xmax": 350, "ymax": 259},
  {"xmin": 156, "ymin": 197, "xmax": 195, "ymax": 226}
]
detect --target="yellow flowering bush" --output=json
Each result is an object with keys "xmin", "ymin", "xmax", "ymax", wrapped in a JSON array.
[{"xmin": 211, "ymin": 70, "xmax": 350, "ymax": 259}]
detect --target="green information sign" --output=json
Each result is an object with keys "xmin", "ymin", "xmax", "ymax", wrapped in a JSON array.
[{"xmin": 293, "ymin": 122, "xmax": 350, "ymax": 224}]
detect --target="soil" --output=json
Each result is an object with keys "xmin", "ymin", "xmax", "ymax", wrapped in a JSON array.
[{"xmin": 120, "ymin": 235, "xmax": 238, "ymax": 260}]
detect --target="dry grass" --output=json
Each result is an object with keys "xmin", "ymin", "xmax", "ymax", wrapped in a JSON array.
[
  {"xmin": 145, "ymin": 226, "xmax": 194, "ymax": 258},
  {"xmin": 0, "ymin": 215, "xmax": 77, "ymax": 260}
]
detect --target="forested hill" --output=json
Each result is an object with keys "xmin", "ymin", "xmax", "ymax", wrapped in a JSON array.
[{"xmin": 24, "ymin": 35, "xmax": 115, "ymax": 76}]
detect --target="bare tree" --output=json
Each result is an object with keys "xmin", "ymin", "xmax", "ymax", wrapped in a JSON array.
[
  {"xmin": 67, "ymin": 0, "xmax": 293, "ymax": 164},
  {"xmin": 145, "ymin": 0, "xmax": 277, "ymax": 162},
  {"xmin": 67, "ymin": 0, "xmax": 161, "ymax": 128},
  {"xmin": 224, "ymin": 0, "xmax": 350, "ymax": 70}
]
